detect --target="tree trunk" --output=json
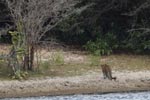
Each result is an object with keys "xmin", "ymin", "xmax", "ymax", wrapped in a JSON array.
[
  {"xmin": 29, "ymin": 44, "xmax": 34, "ymax": 71},
  {"xmin": 23, "ymin": 45, "xmax": 30, "ymax": 70},
  {"xmin": 23, "ymin": 43, "xmax": 35, "ymax": 71}
]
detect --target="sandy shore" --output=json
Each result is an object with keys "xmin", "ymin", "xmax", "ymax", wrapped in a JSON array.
[{"xmin": 0, "ymin": 71, "xmax": 150, "ymax": 98}]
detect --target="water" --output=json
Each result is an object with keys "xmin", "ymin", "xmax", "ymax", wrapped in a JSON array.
[{"xmin": 2, "ymin": 91, "xmax": 150, "ymax": 100}]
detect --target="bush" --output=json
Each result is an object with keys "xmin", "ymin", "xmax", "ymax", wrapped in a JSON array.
[
  {"xmin": 84, "ymin": 32, "xmax": 118, "ymax": 55},
  {"xmin": 124, "ymin": 32, "xmax": 150, "ymax": 54},
  {"xmin": 84, "ymin": 38, "xmax": 111, "ymax": 55},
  {"xmin": 12, "ymin": 70, "xmax": 28, "ymax": 80}
]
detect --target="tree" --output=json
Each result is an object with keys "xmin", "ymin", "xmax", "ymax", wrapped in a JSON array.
[
  {"xmin": 55, "ymin": 0, "xmax": 150, "ymax": 54},
  {"xmin": 4, "ymin": 0, "xmax": 78, "ymax": 73},
  {"xmin": 0, "ymin": 0, "xmax": 11, "ymax": 43}
]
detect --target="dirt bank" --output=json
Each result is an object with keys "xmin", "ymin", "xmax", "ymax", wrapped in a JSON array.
[{"xmin": 0, "ymin": 71, "xmax": 150, "ymax": 98}]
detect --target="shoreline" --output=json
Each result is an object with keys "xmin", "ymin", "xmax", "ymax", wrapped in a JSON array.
[{"xmin": 1, "ymin": 71, "xmax": 150, "ymax": 98}]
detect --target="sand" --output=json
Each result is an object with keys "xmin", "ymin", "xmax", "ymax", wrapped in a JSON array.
[{"xmin": 0, "ymin": 71, "xmax": 150, "ymax": 98}]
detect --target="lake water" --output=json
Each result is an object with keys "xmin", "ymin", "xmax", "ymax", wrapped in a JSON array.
[{"xmin": 2, "ymin": 91, "xmax": 150, "ymax": 100}]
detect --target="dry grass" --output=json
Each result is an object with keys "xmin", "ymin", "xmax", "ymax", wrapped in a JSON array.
[
  {"xmin": 100, "ymin": 54, "xmax": 150, "ymax": 71},
  {"xmin": 0, "ymin": 44, "xmax": 11, "ymax": 54},
  {"xmin": 0, "ymin": 44, "xmax": 150, "ymax": 79},
  {"xmin": 32, "ymin": 53, "xmax": 150, "ymax": 78}
]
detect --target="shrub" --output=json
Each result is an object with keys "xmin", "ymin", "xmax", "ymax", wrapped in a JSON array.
[
  {"xmin": 125, "ymin": 32, "xmax": 150, "ymax": 54},
  {"xmin": 84, "ymin": 32, "xmax": 118, "ymax": 55},
  {"xmin": 12, "ymin": 70, "xmax": 28, "ymax": 80},
  {"xmin": 84, "ymin": 38, "xmax": 112, "ymax": 55}
]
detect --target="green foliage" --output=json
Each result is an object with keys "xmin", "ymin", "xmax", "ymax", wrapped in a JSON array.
[
  {"xmin": 0, "ymin": 36, "xmax": 2, "ymax": 42},
  {"xmin": 84, "ymin": 39, "xmax": 111, "ymax": 55},
  {"xmin": 144, "ymin": 40, "xmax": 150, "ymax": 50},
  {"xmin": 8, "ymin": 25, "xmax": 26, "ymax": 77},
  {"xmin": 50, "ymin": 14, "xmax": 90, "ymax": 45},
  {"xmin": 84, "ymin": 32, "xmax": 118, "ymax": 55},
  {"xmin": 12, "ymin": 70, "xmax": 28, "ymax": 80},
  {"xmin": 124, "ymin": 32, "xmax": 150, "ymax": 53},
  {"xmin": 48, "ymin": 0, "xmax": 150, "ymax": 54},
  {"xmin": 9, "ymin": 31, "xmax": 25, "ymax": 63}
]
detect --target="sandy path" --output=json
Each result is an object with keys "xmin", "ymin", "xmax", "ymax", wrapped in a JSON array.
[{"xmin": 0, "ymin": 71, "xmax": 150, "ymax": 98}]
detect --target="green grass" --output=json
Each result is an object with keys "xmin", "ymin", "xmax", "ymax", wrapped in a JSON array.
[
  {"xmin": 34, "ymin": 62, "xmax": 99, "ymax": 77},
  {"xmin": 0, "ymin": 53, "xmax": 150, "ymax": 80},
  {"xmin": 33, "ymin": 54, "xmax": 101, "ymax": 77},
  {"xmin": 0, "ymin": 61, "xmax": 13, "ymax": 80},
  {"xmin": 88, "ymin": 55, "xmax": 101, "ymax": 66}
]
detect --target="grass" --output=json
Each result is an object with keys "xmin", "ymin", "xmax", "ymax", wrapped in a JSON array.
[
  {"xmin": 0, "ymin": 47, "xmax": 150, "ymax": 79},
  {"xmin": 0, "ymin": 61, "xmax": 13, "ymax": 80},
  {"xmin": 100, "ymin": 54, "xmax": 150, "ymax": 71},
  {"xmin": 88, "ymin": 55, "xmax": 101, "ymax": 66},
  {"xmin": 33, "ymin": 54, "xmax": 101, "ymax": 77},
  {"xmin": 33, "ymin": 62, "xmax": 99, "ymax": 77},
  {"xmin": 30, "ymin": 54, "xmax": 150, "ymax": 78},
  {"xmin": 51, "ymin": 50, "xmax": 65, "ymax": 66}
]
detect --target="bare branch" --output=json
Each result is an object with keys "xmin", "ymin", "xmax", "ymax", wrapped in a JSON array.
[
  {"xmin": 128, "ymin": 28, "xmax": 150, "ymax": 34},
  {"xmin": 5, "ymin": 0, "xmax": 78, "ymax": 44},
  {"xmin": 122, "ymin": 2, "xmax": 150, "ymax": 16}
]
